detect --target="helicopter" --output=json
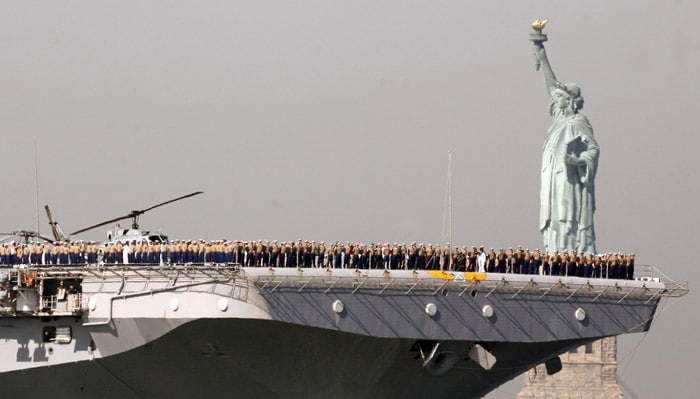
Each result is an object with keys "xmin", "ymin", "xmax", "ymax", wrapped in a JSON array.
[
  {"xmin": 0, "ymin": 230, "xmax": 55, "ymax": 245},
  {"xmin": 44, "ymin": 191, "xmax": 203, "ymax": 245}
]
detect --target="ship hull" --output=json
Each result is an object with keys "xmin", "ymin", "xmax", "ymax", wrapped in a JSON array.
[
  {"xmin": 0, "ymin": 317, "xmax": 592, "ymax": 399},
  {"xmin": 0, "ymin": 266, "xmax": 674, "ymax": 399}
]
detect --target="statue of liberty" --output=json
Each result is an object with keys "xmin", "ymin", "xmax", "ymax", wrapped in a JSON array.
[{"xmin": 531, "ymin": 21, "xmax": 599, "ymax": 254}]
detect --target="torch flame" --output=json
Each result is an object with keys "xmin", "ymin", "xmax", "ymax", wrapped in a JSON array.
[{"xmin": 532, "ymin": 19, "xmax": 548, "ymax": 32}]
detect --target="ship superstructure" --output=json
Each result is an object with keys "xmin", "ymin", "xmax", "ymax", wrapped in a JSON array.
[{"xmin": 0, "ymin": 263, "xmax": 687, "ymax": 398}]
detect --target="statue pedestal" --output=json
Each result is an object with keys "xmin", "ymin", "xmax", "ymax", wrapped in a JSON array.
[{"xmin": 517, "ymin": 337, "xmax": 624, "ymax": 399}]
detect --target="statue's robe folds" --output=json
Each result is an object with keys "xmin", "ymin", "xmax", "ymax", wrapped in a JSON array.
[{"xmin": 540, "ymin": 113, "xmax": 599, "ymax": 254}]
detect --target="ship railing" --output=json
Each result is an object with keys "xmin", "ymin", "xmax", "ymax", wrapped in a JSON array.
[
  {"xmin": 25, "ymin": 263, "xmax": 241, "ymax": 280},
  {"xmin": 633, "ymin": 264, "xmax": 689, "ymax": 298},
  {"xmin": 2, "ymin": 264, "xmax": 248, "ymax": 315},
  {"xmin": 77, "ymin": 264, "xmax": 249, "ymax": 303},
  {"xmin": 39, "ymin": 293, "xmax": 84, "ymax": 315},
  {"xmin": 253, "ymin": 272, "xmax": 687, "ymax": 302}
]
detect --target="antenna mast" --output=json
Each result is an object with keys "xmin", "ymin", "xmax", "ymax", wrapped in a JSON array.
[
  {"xmin": 34, "ymin": 139, "xmax": 41, "ymax": 237},
  {"xmin": 441, "ymin": 152, "xmax": 453, "ymax": 271}
]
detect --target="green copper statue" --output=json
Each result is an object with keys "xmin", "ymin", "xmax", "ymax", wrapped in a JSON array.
[{"xmin": 531, "ymin": 20, "xmax": 599, "ymax": 255}]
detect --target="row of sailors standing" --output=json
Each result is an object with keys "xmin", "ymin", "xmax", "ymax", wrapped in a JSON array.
[
  {"xmin": 103, "ymin": 241, "xmax": 169, "ymax": 264},
  {"xmin": 0, "ymin": 240, "xmax": 469, "ymax": 268},
  {"xmin": 169, "ymin": 240, "xmax": 456, "ymax": 270},
  {"xmin": 0, "ymin": 240, "xmax": 636, "ymax": 281},
  {"xmin": 463, "ymin": 246, "xmax": 635, "ymax": 280},
  {"xmin": 0, "ymin": 242, "xmax": 100, "ymax": 265},
  {"xmin": 0, "ymin": 241, "xmax": 166, "ymax": 266},
  {"xmin": 168, "ymin": 240, "xmax": 636, "ymax": 280}
]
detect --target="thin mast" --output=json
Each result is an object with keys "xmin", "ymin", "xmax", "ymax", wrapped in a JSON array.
[
  {"xmin": 34, "ymin": 138, "xmax": 41, "ymax": 237},
  {"xmin": 441, "ymin": 152, "xmax": 453, "ymax": 271},
  {"xmin": 449, "ymin": 153, "xmax": 452, "ymax": 238},
  {"xmin": 448, "ymin": 152, "xmax": 452, "ymax": 270}
]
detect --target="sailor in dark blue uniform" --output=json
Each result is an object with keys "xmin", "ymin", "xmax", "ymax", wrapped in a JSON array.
[
  {"xmin": 350, "ymin": 248, "xmax": 361, "ymax": 270},
  {"xmin": 406, "ymin": 243, "xmax": 417, "ymax": 270},
  {"xmin": 532, "ymin": 251, "xmax": 543, "ymax": 275},
  {"xmin": 334, "ymin": 246, "xmax": 347, "ymax": 269},
  {"xmin": 358, "ymin": 246, "xmax": 369, "ymax": 269},
  {"xmin": 582, "ymin": 255, "xmax": 594, "ymax": 278},
  {"xmin": 624, "ymin": 254, "xmax": 635, "ymax": 280},
  {"xmin": 374, "ymin": 245, "xmax": 384, "ymax": 270}
]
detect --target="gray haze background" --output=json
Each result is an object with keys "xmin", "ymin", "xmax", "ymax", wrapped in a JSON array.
[{"xmin": 1, "ymin": 1, "xmax": 697, "ymax": 397}]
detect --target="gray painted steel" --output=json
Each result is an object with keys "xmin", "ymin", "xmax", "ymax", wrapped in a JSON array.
[
  {"xmin": 0, "ymin": 265, "xmax": 676, "ymax": 398},
  {"xmin": 0, "ymin": 318, "xmax": 595, "ymax": 399}
]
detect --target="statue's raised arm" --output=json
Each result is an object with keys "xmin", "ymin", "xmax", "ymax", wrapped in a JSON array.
[
  {"xmin": 530, "ymin": 19, "xmax": 561, "ymax": 96},
  {"xmin": 535, "ymin": 45, "xmax": 559, "ymax": 96}
]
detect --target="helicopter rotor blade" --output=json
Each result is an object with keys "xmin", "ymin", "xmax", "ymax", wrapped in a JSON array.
[
  {"xmin": 44, "ymin": 205, "xmax": 68, "ymax": 242},
  {"xmin": 69, "ymin": 214, "xmax": 134, "ymax": 236},
  {"xmin": 69, "ymin": 191, "xmax": 203, "ymax": 236},
  {"xmin": 139, "ymin": 191, "xmax": 203, "ymax": 214},
  {"xmin": 44, "ymin": 205, "xmax": 59, "ymax": 241},
  {"xmin": 0, "ymin": 230, "xmax": 55, "ymax": 244},
  {"xmin": 36, "ymin": 234, "xmax": 55, "ymax": 243}
]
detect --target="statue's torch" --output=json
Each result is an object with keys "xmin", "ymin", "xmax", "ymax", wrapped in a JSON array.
[{"xmin": 530, "ymin": 19, "xmax": 548, "ymax": 71}]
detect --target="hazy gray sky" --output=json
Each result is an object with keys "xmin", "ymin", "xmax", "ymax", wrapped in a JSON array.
[{"xmin": 1, "ymin": 1, "xmax": 697, "ymax": 397}]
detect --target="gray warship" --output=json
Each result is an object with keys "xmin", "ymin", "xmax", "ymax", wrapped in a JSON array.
[
  {"xmin": 0, "ymin": 21, "xmax": 688, "ymax": 399},
  {"xmin": 0, "ymin": 263, "xmax": 687, "ymax": 398}
]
